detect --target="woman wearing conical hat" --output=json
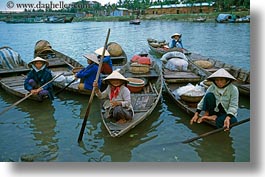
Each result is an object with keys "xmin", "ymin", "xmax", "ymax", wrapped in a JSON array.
[
  {"xmin": 169, "ymin": 32, "xmax": 184, "ymax": 49},
  {"xmin": 93, "ymin": 70, "xmax": 134, "ymax": 124},
  {"xmin": 94, "ymin": 47, "xmax": 113, "ymax": 74},
  {"xmin": 24, "ymin": 57, "xmax": 53, "ymax": 101},
  {"xmin": 190, "ymin": 68, "xmax": 239, "ymax": 130},
  {"xmin": 75, "ymin": 53, "xmax": 101, "ymax": 92}
]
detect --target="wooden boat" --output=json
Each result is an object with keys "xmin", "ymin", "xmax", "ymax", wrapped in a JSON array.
[
  {"xmin": 34, "ymin": 40, "xmax": 128, "ymax": 95},
  {"xmin": 147, "ymin": 38, "xmax": 191, "ymax": 56},
  {"xmin": 193, "ymin": 17, "xmax": 206, "ymax": 22},
  {"xmin": 186, "ymin": 52, "xmax": 250, "ymax": 97},
  {"xmin": 216, "ymin": 14, "xmax": 250, "ymax": 23},
  {"xmin": 0, "ymin": 46, "xmax": 46, "ymax": 101},
  {"xmin": 45, "ymin": 16, "xmax": 74, "ymax": 23},
  {"xmin": 33, "ymin": 40, "xmax": 87, "ymax": 95},
  {"xmin": 162, "ymin": 52, "xmax": 216, "ymax": 126},
  {"xmin": 100, "ymin": 61, "xmax": 163, "ymax": 137},
  {"xmin": 129, "ymin": 19, "xmax": 141, "ymax": 25}
]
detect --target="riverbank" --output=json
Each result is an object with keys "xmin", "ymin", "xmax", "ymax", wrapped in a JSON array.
[{"xmin": 73, "ymin": 11, "xmax": 250, "ymax": 22}]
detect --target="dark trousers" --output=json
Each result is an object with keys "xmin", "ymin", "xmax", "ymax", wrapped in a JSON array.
[
  {"xmin": 112, "ymin": 106, "xmax": 133, "ymax": 122},
  {"xmin": 202, "ymin": 92, "xmax": 237, "ymax": 128}
]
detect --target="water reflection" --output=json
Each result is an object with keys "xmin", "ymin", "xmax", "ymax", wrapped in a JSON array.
[
  {"xmin": 77, "ymin": 100, "xmax": 162, "ymax": 162},
  {"xmin": 0, "ymin": 21, "xmax": 250, "ymax": 161},
  {"xmin": 0, "ymin": 91, "xmax": 58, "ymax": 161}
]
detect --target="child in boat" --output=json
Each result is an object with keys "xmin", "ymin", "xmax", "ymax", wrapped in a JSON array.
[
  {"xmin": 169, "ymin": 32, "xmax": 184, "ymax": 49},
  {"xmin": 190, "ymin": 68, "xmax": 238, "ymax": 131},
  {"xmin": 93, "ymin": 70, "xmax": 134, "ymax": 124},
  {"xmin": 24, "ymin": 57, "xmax": 53, "ymax": 101},
  {"xmin": 94, "ymin": 47, "xmax": 113, "ymax": 74},
  {"xmin": 75, "ymin": 53, "xmax": 101, "ymax": 92}
]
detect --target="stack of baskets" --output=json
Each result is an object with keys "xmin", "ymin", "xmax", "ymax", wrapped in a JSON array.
[{"xmin": 129, "ymin": 62, "xmax": 150, "ymax": 74}]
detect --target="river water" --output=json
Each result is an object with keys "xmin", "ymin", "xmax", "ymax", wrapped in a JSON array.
[{"xmin": 0, "ymin": 21, "xmax": 250, "ymax": 162}]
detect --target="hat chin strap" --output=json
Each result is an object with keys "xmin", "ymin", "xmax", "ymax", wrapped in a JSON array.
[{"xmin": 32, "ymin": 64, "xmax": 46, "ymax": 72}]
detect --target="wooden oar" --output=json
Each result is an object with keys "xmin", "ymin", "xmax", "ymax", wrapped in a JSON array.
[
  {"xmin": 54, "ymin": 79, "xmax": 76, "ymax": 96},
  {"xmin": 153, "ymin": 117, "xmax": 250, "ymax": 147},
  {"xmin": 182, "ymin": 117, "xmax": 250, "ymax": 144},
  {"xmin": 78, "ymin": 28, "xmax": 111, "ymax": 142},
  {"xmin": 0, "ymin": 73, "xmax": 64, "ymax": 116}
]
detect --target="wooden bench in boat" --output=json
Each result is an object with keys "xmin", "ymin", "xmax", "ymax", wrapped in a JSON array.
[
  {"xmin": 163, "ymin": 69, "xmax": 201, "ymax": 83},
  {"xmin": 123, "ymin": 68, "xmax": 159, "ymax": 78},
  {"xmin": 0, "ymin": 67, "xmax": 30, "ymax": 75}
]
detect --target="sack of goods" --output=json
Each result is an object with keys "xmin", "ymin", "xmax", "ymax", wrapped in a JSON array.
[
  {"xmin": 107, "ymin": 43, "xmax": 123, "ymax": 57},
  {"xmin": 174, "ymin": 83, "xmax": 205, "ymax": 102},
  {"xmin": 165, "ymin": 58, "xmax": 188, "ymax": 71},
  {"xmin": 34, "ymin": 40, "xmax": 54, "ymax": 57}
]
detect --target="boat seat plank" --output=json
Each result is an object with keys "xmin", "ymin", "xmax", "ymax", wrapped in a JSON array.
[
  {"xmin": 124, "ymin": 68, "xmax": 159, "ymax": 78},
  {"xmin": 163, "ymin": 70, "xmax": 200, "ymax": 79},
  {"xmin": 47, "ymin": 58, "xmax": 67, "ymax": 67},
  {"xmin": 0, "ymin": 67, "xmax": 30, "ymax": 75}
]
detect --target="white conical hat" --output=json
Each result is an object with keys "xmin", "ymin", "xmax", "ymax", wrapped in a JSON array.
[
  {"xmin": 207, "ymin": 68, "xmax": 236, "ymax": 81},
  {"xmin": 103, "ymin": 70, "xmax": 128, "ymax": 83},
  {"xmin": 171, "ymin": 32, "xmax": 182, "ymax": 39},
  {"xmin": 28, "ymin": 57, "xmax": 49, "ymax": 67},
  {"xmin": 94, "ymin": 47, "xmax": 110, "ymax": 56},
  {"xmin": 83, "ymin": 53, "xmax": 99, "ymax": 64}
]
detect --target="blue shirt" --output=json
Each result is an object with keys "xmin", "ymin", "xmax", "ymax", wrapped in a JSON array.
[
  {"xmin": 76, "ymin": 63, "xmax": 101, "ymax": 90},
  {"xmin": 169, "ymin": 39, "xmax": 183, "ymax": 49}
]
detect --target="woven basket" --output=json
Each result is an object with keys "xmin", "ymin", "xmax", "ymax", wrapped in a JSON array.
[
  {"xmin": 194, "ymin": 60, "xmax": 213, "ymax": 69},
  {"xmin": 180, "ymin": 95, "xmax": 203, "ymax": 103},
  {"xmin": 129, "ymin": 63, "xmax": 150, "ymax": 74},
  {"xmin": 107, "ymin": 43, "xmax": 123, "ymax": 57}
]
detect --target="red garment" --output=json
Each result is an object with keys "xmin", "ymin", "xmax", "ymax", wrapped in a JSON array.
[
  {"xmin": 110, "ymin": 86, "xmax": 120, "ymax": 100},
  {"xmin": 131, "ymin": 55, "xmax": 140, "ymax": 62},
  {"xmin": 137, "ymin": 57, "xmax": 151, "ymax": 65},
  {"xmin": 101, "ymin": 63, "xmax": 113, "ymax": 74},
  {"xmin": 130, "ymin": 55, "xmax": 151, "ymax": 65}
]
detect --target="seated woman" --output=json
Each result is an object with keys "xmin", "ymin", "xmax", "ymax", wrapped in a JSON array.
[
  {"xmin": 190, "ymin": 68, "xmax": 238, "ymax": 131},
  {"xmin": 93, "ymin": 70, "xmax": 134, "ymax": 124},
  {"xmin": 169, "ymin": 32, "xmax": 184, "ymax": 49},
  {"xmin": 75, "ymin": 53, "xmax": 101, "ymax": 92},
  {"xmin": 24, "ymin": 57, "xmax": 53, "ymax": 101},
  {"xmin": 94, "ymin": 47, "xmax": 113, "ymax": 74}
]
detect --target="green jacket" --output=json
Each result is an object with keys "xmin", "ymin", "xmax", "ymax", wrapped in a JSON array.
[{"xmin": 197, "ymin": 83, "xmax": 239, "ymax": 117}]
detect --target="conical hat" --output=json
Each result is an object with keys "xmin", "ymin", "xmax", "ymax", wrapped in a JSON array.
[
  {"xmin": 94, "ymin": 47, "xmax": 110, "ymax": 56},
  {"xmin": 28, "ymin": 57, "xmax": 49, "ymax": 67},
  {"xmin": 83, "ymin": 53, "xmax": 99, "ymax": 64},
  {"xmin": 103, "ymin": 70, "xmax": 128, "ymax": 83},
  {"xmin": 171, "ymin": 33, "xmax": 182, "ymax": 39},
  {"xmin": 207, "ymin": 68, "xmax": 236, "ymax": 81}
]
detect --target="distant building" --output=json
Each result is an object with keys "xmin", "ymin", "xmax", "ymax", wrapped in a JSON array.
[
  {"xmin": 110, "ymin": 8, "xmax": 129, "ymax": 16},
  {"xmin": 146, "ymin": 2, "xmax": 215, "ymax": 15}
]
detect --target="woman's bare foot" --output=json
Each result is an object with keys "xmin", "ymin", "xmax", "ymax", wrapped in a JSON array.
[
  {"xmin": 116, "ymin": 119, "xmax": 127, "ymax": 124},
  {"xmin": 197, "ymin": 115, "xmax": 217, "ymax": 123}
]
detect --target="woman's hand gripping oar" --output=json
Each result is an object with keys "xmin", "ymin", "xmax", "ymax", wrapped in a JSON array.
[{"xmin": 78, "ymin": 28, "xmax": 111, "ymax": 142}]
